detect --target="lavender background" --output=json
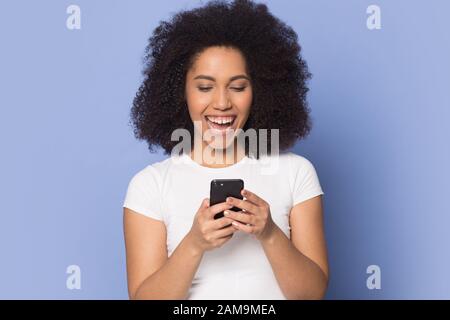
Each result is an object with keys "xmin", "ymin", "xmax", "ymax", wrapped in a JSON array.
[{"xmin": 0, "ymin": 0, "xmax": 449, "ymax": 298}]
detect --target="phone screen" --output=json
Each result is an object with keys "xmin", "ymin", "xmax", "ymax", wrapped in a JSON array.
[{"xmin": 210, "ymin": 179, "xmax": 244, "ymax": 219}]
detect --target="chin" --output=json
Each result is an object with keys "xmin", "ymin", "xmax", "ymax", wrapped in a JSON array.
[{"xmin": 207, "ymin": 140, "xmax": 235, "ymax": 151}]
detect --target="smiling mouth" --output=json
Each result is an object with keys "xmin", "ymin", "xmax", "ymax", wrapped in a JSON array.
[{"xmin": 205, "ymin": 115, "xmax": 236, "ymax": 132}]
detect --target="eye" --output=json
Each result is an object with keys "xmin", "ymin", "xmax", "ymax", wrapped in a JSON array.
[
  {"xmin": 198, "ymin": 87, "xmax": 212, "ymax": 92},
  {"xmin": 231, "ymin": 86, "xmax": 247, "ymax": 92}
]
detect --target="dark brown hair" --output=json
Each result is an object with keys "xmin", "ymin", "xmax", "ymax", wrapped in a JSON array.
[{"xmin": 130, "ymin": 0, "xmax": 313, "ymax": 158}]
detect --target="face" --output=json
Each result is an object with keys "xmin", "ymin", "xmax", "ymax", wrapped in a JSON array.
[{"xmin": 185, "ymin": 46, "xmax": 253, "ymax": 152}]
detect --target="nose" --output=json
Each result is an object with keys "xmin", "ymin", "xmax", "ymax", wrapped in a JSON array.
[{"xmin": 212, "ymin": 87, "xmax": 232, "ymax": 111}]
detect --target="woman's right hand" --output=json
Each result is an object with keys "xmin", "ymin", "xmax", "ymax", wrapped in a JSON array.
[{"xmin": 187, "ymin": 198, "xmax": 237, "ymax": 253}]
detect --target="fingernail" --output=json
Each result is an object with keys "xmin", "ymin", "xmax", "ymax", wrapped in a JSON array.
[
  {"xmin": 232, "ymin": 221, "xmax": 239, "ymax": 227},
  {"xmin": 224, "ymin": 210, "xmax": 230, "ymax": 216}
]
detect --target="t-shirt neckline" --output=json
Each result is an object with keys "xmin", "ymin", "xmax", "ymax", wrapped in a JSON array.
[{"xmin": 180, "ymin": 153, "xmax": 250, "ymax": 171}]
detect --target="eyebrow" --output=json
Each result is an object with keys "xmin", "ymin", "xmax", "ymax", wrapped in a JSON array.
[{"xmin": 193, "ymin": 74, "xmax": 250, "ymax": 82}]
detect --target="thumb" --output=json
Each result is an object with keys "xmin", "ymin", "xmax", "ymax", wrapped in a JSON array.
[{"xmin": 201, "ymin": 198, "xmax": 210, "ymax": 209}]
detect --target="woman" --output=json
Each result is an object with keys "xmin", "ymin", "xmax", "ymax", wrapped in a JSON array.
[{"xmin": 123, "ymin": 0, "xmax": 328, "ymax": 300}]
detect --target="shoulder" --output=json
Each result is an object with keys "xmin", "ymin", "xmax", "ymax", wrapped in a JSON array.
[
  {"xmin": 276, "ymin": 151, "xmax": 316, "ymax": 171},
  {"xmin": 127, "ymin": 156, "xmax": 173, "ymax": 188}
]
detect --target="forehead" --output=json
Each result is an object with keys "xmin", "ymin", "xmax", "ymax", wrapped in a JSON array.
[{"xmin": 188, "ymin": 46, "xmax": 248, "ymax": 77}]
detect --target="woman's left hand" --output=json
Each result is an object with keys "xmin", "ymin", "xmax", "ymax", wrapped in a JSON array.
[{"xmin": 224, "ymin": 189, "xmax": 277, "ymax": 242}]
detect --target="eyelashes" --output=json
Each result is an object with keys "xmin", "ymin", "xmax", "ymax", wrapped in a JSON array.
[{"xmin": 198, "ymin": 86, "xmax": 247, "ymax": 92}]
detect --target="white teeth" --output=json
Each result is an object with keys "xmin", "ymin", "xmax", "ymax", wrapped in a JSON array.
[{"xmin": 206, "ymin": 116, "xmax": 235, "ymax": 124}]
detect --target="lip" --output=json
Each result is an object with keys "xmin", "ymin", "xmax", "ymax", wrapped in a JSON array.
[
  {"xmin": 204, "ymin": 115, "xmax": 237, "ymax": 133},
  {"xmin": 204, "ymin": 114, "xmax": 237, "ymax": 119}
]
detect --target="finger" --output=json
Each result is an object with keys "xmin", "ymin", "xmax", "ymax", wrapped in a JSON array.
[
  {"xmin": 241, "ymin": 189, "xmax": 266, "ymax": 206},
  {"xmin": 207, "ymin": 201, "xmax": 233, "ymax": 218},
  {"xmin": 196, "ymin": 198, "xmax": 210, "ymax": 219},
  {"xmin": 216, "ymin": 233, "xmax": 234, "ymax": 247},
  {"xmin": 224, "ymin": 210, "xmax": 255, "ymax": 225},
  {"xmin": 211, "ymin": 225, "xmax": 237, "ymax": 239},
  {"xmin": 230, "ymin": 220, "xmax": 255, "ymax": 234},
  {"xmin": 199, "ymin": 198, "xmax": 210, "ymax": 210},
  {"xmin": 226, "ymin": 196, "xmax": 258, "ymax": 214},
  {"xmin": 210, "ymin": 217, "xmax": 234, "ymax": 230}
]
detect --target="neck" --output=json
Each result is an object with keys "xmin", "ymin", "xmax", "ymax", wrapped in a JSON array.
[{"xmin": 190, "ymin": 141, "xmax": 246, "ymax": 168}]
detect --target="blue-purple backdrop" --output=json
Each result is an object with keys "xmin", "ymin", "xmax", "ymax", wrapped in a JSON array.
[{"xmin": 1, "ymin": 0, "xmax": 449, "ymax": 299}]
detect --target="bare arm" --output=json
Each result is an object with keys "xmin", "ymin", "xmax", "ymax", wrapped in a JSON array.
[
  {"xmin": 123, "ymin": 208, "xmax": 204, "ymax": 299},
  {"xmin": 123, "ymin": 199, "xmax": 237, "ymax": 300},
  {"xmin": 224, "ymin": 192, "xmax": 328, "ymax": 300},
  {"xmin": 260, "ymin": 195, "xmax": 329, "ymax": 299}
]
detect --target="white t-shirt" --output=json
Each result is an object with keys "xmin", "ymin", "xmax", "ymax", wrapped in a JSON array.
[{"xmin": 123, "ymin": 151, "xmax": 324, "ymax": 300}]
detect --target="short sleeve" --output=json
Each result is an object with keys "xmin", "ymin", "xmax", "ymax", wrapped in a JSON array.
[
  {"xmin": 123, "ymin": 166, "xmax": 163, "ymax": 221},
  {"xmin": 289, "ymin": 153, "xmax": 324, "ymax": 207}
]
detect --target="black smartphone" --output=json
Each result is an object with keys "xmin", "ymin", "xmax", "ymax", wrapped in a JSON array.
[{"xmin": 210, "ymin": 179, "xmax": 244, "ymax": 220}]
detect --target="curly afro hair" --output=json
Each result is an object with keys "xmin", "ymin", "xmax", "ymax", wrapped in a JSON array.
[{"xmin": 130, "ymin": 0, "xmax": 313, "ymax": 158}]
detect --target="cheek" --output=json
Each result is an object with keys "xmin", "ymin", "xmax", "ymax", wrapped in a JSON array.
[
  {"xmin": 186, "ymin": 94, "xmax": 209, "ymax": 118},
  {"xmin": 233, "ymin": 92, "xmax": 252, "ymax": 116}
]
